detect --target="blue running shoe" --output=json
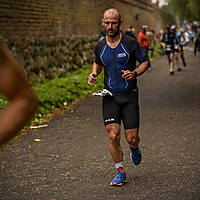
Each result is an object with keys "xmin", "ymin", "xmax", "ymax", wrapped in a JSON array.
[
  {"xmin": 110, "ymin": 171, "xmax": 126, "ymax": 186},
  {"xmin": 130, "ymin": 147, "xmax": 142, "ymax": 165}
]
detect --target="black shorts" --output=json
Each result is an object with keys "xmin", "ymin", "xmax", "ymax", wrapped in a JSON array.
[
  {"xmin": 179, "ymin": 45, "xmax": 183, "ymax": 52},
  {"xmin": 102, "ymin": 90, "xmax": 139, "ymax": 130},
  {"xmin": 166, "ymin": 50, "xmax": 174, "ymax": 57},
  {"xmin": 174, "ymin": 48, "xmax": 179, "ymax": 52}
]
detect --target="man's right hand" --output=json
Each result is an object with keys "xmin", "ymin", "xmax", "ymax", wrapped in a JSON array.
[{"xmin": 88, "ymin": 73, "xmax": 97, "ymax": 85}]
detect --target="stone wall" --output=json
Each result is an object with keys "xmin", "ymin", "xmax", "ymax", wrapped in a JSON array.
[{"xmin": 0, "ymin": 0, "xmax": 160, "ymax": 38}]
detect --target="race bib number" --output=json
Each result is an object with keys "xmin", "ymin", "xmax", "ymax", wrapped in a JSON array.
[
  {"xmin": 166, "ymin": 44, "xmax": 171, "ymax": 51},
  {"xmin": 174, "ymin": 44, "xmax": 179, "ymax": 49}
]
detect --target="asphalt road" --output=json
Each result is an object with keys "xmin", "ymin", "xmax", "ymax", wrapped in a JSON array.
[{"xmin": 0, "ymin": 47, "xmax": 200, "ymax": 200}]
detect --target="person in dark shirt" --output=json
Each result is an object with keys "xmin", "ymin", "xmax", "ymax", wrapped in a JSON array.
[
  {"xmin": 125, "ymin": 26, "xmax": 136, "ymax": 39},
  {"xmin": 194, "ymin": 32, "xmax": 200, "ymax": 61},
  {"xmin": 161, "ymin": 25, "xmax": 177, "ymax": 75},
  {"xmin": 88, "ymin": 8, "xmax": 148, "ymax": 186},
  {"xmin": 171, "ymin": 25, "xmax": 183, "ymax": 72}
]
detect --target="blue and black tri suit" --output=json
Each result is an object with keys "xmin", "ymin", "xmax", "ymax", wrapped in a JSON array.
[
  {"xmin": 94, "ymin": 33, "xmax": 148, "ymax": 129},
  {"xmin": 94, "ymin": 33, "xmax": 147, "ymax": 94}
]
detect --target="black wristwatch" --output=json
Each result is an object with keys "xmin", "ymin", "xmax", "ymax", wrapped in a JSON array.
[{"xmin": 133, "ymin": 71, "xmax": 138, "ymax": 77}]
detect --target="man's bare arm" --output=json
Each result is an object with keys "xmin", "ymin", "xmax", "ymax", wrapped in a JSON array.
[
  {"xmin": 122, "ymin": 61, "xmax": 148, "ymax": 80},
  {"xmin": 0, "ymin": 44, "xmax": 38, "ymax": 145},
  {"xmin": 88, "ymin": 62, "xmax": 103, "ymax": 84}
]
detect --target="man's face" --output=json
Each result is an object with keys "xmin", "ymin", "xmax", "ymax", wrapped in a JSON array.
[{"xmin": 102, "ymin": 11, "xmax": 121, "ymax": 37}]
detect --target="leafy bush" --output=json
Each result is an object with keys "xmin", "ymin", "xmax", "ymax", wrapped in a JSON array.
[{"xmin": 33, "ymin": 65, "xmax": 103, "ymax": 123}]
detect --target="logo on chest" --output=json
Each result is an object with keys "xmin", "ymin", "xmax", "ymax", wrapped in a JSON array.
[{"xmin": 117, "ymin": 53, "xmax": 126, "ymax": 58}]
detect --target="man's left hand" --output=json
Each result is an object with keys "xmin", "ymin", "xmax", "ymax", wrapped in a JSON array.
[{"xmin": 121, "ymin": 70, "xmax": 136, "ymax": 80}]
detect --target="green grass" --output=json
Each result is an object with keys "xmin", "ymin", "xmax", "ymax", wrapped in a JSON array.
[
  {"xmin": 148, "ymin": 44, "xmax": 161, "ymax": 61},
  {"xmin": 0, "ymin": 64, "xmax": 104, "ymax": 125},
  {"xmin": 33, "ymin": 64, "xmax": 104, "ymax": 123}
]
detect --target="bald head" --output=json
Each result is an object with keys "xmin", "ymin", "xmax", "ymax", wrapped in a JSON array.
[
  {"xmin": 102, "ymin": 8, "xmax": 122, "ymax": 37},
  {"xmin": 103, "ymin": 8, "xmax": 121, "ymax": 21}
]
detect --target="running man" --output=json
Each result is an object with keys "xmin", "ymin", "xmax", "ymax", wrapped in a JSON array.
[
  {"xmin": 161, "ymin": 25, "xmax": 176, "ymax": 75},
  {"xmin": 177, "ymin": 28, "xmax": 187, "ymax": 67},
  {"xmin": 0, "ymin": 38, "xmax": 38, "ymax": 146},
  {"xmin": 88, "ymin": 8, "xmax": 148, "ymax": 186},
  {"xmin": 194, "ymin": 31, "xmax": 200, "ymax": 61},
  {"xmin": 171, "ymin": 25, "xmax": 182, "ymax": 72}
]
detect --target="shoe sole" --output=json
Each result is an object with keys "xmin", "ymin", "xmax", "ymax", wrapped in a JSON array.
[
  {"xmin": 110, "ymin": 176, "xmax": 126, "ymax": 186},
  {"xmin": 130, "ymin": 152, "xmax": 141, "ymax": 165},
  {"xmin": 110, "ymin": 182, "xmax": 124, "ymax": 186}
]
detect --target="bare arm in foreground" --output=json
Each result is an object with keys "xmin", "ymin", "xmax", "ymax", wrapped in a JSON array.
[{"xmin": 0, "ymin": 42, "xmax": 38, "ymax": 145}]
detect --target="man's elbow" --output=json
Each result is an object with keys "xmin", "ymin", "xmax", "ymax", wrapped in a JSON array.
[
  {"xmin": 21, "ymin": 90, "xmax": 38, "ymax": 118},
  {"xmin": 27, "ymin": 92, "xmax": 38, "ymax": 115}
]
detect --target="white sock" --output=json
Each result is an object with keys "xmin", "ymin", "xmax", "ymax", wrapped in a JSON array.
[{"xmin": 115, "ymin": 161, "xmax": 124, "ymax": 169}]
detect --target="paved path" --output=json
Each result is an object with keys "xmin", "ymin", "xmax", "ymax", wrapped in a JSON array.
[{"xmin": 0, "ymin": 48, "xmax": 200, "ymax": 200}]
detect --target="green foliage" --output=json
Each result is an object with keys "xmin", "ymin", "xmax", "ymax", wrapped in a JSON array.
[
  {"xmin": 32, "ymin": 65, "xmax": 104, "ymax": 123},
  {"xmin": 0, "ymin": 95, "xmax": 8, "ymax": 110},
  {"xmin": 165, "ymin": 0, "xmax": 200, "ymax": 23},
  {"xmin": 152, "ymin": 44, "xmax": 161, "ymax": 59},
  {"xmin": 0, "ymin": 64, "xmax": 104, "ymax": 125},
  {"xmin": 187, "ymin": 0, "xmax": 200, "ymax": 21}
]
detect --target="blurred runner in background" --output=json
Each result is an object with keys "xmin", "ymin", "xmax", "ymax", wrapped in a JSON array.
[
  {"xmin": 194, "ymin": 31, "xmax": 200, "ymax": 61},
  {"xmin": 138, "ymin": 26, "xmax": 151, "ymax": 69},
  {"xmin": 160, "ymin": 25, "xmax": 176, "ymax": 75}
]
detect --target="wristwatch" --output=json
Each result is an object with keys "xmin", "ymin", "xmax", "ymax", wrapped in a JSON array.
[{"xmin": 133, "ymin": 71, "xmax": 138, "ymax": 77}]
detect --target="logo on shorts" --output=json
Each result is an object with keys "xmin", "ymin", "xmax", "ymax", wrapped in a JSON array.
[
  {"xmin": 105, "ymin": 118, "xmax": 115, "ymax": 123},
  {"xmin": 118, "ymin": 53, "xmax": 126, "ymax": 58}
]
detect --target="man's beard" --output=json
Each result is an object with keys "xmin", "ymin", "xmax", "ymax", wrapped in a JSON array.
[{"xmin": 107, "ymin": 26, "xmax": 120, "ymax": 37}]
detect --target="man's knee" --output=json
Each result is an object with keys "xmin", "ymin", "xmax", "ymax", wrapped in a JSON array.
[
  {"xmin": 125, "ymin": 129, "xmax": 139, "ymax": 145},
  {"xmin": 109, "ymin": 132, "xmax": 120, "ymax": 143},
  {"xmin": 106, "ymin": 124, "xmax": 120, "ymax": 143},
  {"xmin": 126, "ymin": 134, "xmax": 137, "ymax": 144}
]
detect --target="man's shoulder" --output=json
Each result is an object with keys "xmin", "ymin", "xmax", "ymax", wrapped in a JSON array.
[
  {"xmin": 94, "ymin": 39, "xmax": 106, "ymax": 54},
  {"xmin": 95, "ymin": 39, "xmax": 106, "ymax": 49},
  {"xmin": 121, "ymin": 33, "xmax": 138, "ymax": 50}
]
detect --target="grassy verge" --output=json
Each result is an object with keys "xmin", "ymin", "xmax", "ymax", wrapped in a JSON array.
[
  {"xmin": 32, "ymin": 64, "xmax": 104, "ymax": 124},
  {"xmin": 148, "ymin": 44, "xmax": 162, "ymax": 61},
  {"xmin": 0, "ymin": 64, "xmax": 104, "ymax": 128}
]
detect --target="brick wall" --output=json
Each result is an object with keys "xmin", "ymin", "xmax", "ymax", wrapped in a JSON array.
[
  {"xmin": 114, "ymin": 0, "xmax": 155, "ymax": 34},
  {"xmin": 0, "ymin": 0, "xmax": 161, "ymax": 38}
]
